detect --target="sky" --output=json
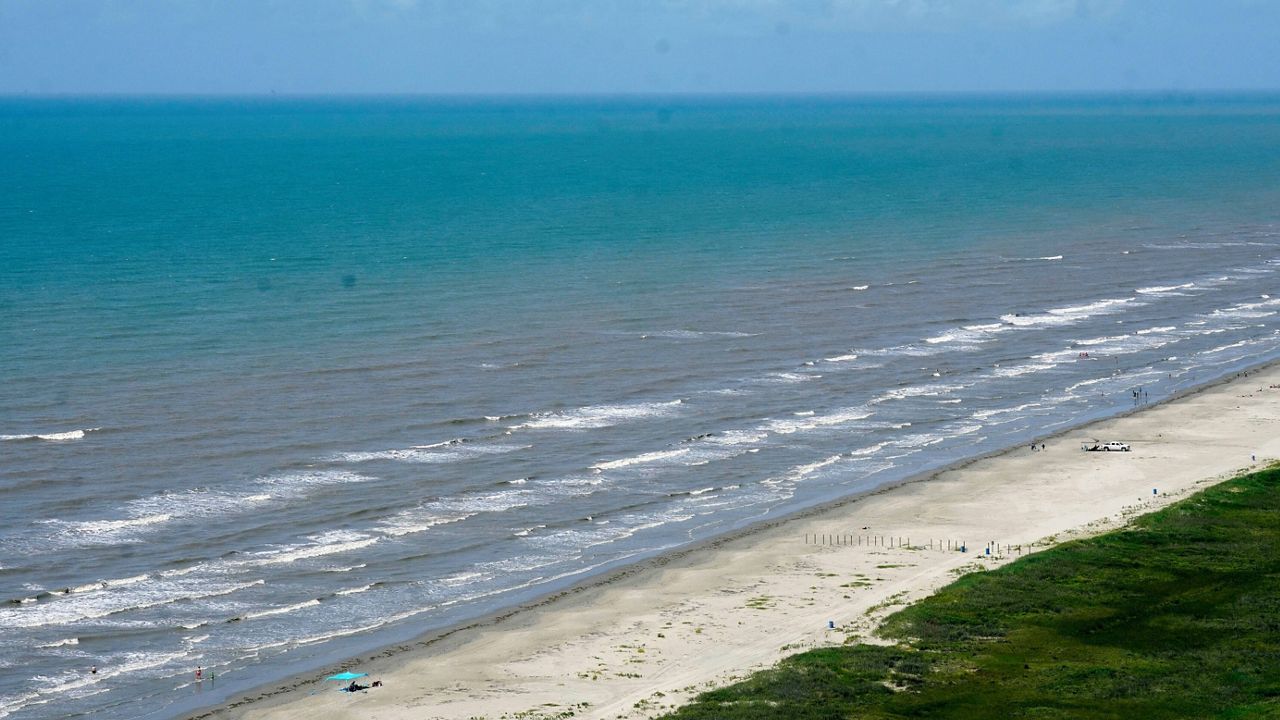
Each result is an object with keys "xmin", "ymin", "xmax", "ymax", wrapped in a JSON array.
[{"xmin": 1, "ymin": 0, "xmax": 1277, "ymax": 94}]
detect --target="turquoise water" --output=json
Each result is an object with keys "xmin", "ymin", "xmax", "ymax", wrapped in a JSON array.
[{"xmin": 2, "ymin": 95, "xmax": 1280, "ymax": 719}]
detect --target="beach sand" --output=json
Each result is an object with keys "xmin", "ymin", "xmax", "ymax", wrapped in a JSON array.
[{"xmin": 198, "ymin": 364, "xmax": 1280, "ymax": 720}]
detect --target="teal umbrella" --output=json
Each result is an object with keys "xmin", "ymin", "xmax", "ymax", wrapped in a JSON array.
[{"xmin": 327, "ymin": 672, "xmax": 367, "ymax": 681}]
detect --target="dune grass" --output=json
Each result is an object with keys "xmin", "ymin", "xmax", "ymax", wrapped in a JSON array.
[{"xmin": 661, "ymin": 467, "xmax": 1280, "ymax": 719}]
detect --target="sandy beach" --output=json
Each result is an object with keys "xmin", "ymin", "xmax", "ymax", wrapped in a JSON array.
[{"xmin": 197, "ymin": 363, "xmax": 1280, "ymax": 720}]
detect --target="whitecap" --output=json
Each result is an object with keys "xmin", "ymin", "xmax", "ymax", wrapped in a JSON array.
[
  {"xmin": 762, "ymin": 372, "xmax": 814, "ymax": 383},
  {"xmin": 37, "ymin": 638, "xmax": 79, "ymax": 648},
  {"xmin": 1136, "ymin": 283, "xmax": 1196, "ymax": 295},
  {"xmin": 591, "ymin": 449, "xmax": 690, "ymax": 471},
  {"xmin": 762, "ymin": 454, "xmax": 846, "ymax": 488},
  {"xmin": 0, "ymin": 579, "xmax": 265, "ymax": 629},
  {"xmin": 762, "ymin": 407, "xmax": 873, "ymax": 434},
  {"xmin": 240, "ymin": 530, "xmax": 379, "ymax": 567},
  {"xmin": 1205, "ymin": 297, "xmax": 1280, "ymax": 320},
  {"xmin": 871, "ymin": 383, "xmax": 968, "ymax": 404},
  {"xmin": 511, "ymin": 399, "xmax": 683, "ymax": 431},
  {"xmin": 333, "ymin": 443, "xmax": 527, "ymax": 464},
  {"xmin": 238, "ymin": 598, "xmax": 321, "ymax": 621},
  {"xmin": 971, "ymin": 402, "xmax": 1045, "ymax": 421},
  {"xmin": 1000, "ymin": 297, "xmax": 1137, "ymax": 327},
  {"xmin": 641, "ymin": 329, "xmax": 755, "ymax": 340},
  {"xmin": 1, "ymin": 427, "xmax": 99, "ymax": 442},
  {"xmin": 377, "ymin": 511, "xmax": 473, "ymax": 537},
  {"xmin": 38, "ymin": 514, "xmax": 173, "ymax": 544}
]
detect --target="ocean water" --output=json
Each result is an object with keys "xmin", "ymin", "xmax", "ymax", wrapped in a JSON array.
[{"xmin": 2, "ymin": 95, "xmax": 1280, "ymax": 719}]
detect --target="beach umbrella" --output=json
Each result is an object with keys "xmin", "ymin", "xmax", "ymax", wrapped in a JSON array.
[{"xmin": 327, "ymin": 672, "xmax": 367, "ymax": 681}]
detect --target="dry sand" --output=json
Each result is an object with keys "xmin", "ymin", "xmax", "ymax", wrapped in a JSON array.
[{"xmin": 199, "ymin": 364, "xmax": 1280, "ymax": 720}]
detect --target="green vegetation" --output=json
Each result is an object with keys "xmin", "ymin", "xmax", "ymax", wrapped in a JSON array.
[{"xmin": 661, "ymin": 467, "xmax": 1280, "ymax": 719}]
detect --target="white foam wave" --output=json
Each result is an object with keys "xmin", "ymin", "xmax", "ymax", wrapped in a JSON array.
[
  {"xmin": 1001, "ymin": 297, "xmax": 1136, "ymax": 327},
  {"xmin": 871, "ymin": 383, "xmax": 968, "ymax": 404},
  {"xmin": 1206, "ymin": 297, "xmax": 1280, "ymax": 320},
  {"xmin": 924, "ymin": 325, "xmax": 1003, "ymax": 345},
  {"xmin": 763, "ymin": 454, "xmax": 853, "ymax": 488},
  {"xmin": 1069, "ymin": 331, "xmax": 1176, "ymax": 357},
  {"xmin": 1144, "ymin": 241, "xmax": 1255, "ymax": 250},
  {"xmin": 1136, "ymin": 282, "xmax": 1196, "ymax": 295},
  {"xmin": 33, "ymin": 514, "xmax": 175, "ymax": 548},
  {"xmin": 823, "ymin": 353, "xmax": 860, "ymax": 363},
  {"xmin": 27, "ymin": 470, "xmax": 372, "ymax": 551},
  {"xmin": 1008, "ymin": 254, "xmax": 1064, "ymax": 261},
  {"xmin": 512, "ymin": 400, "xmax": 683, "ymax": 430},
  {"xmin": 641, "ymin": 329, "xmax": 755, "ymax": 339},
  {"xmin": 432, "ymin": 489, "xmax": 539, "ymax": 514},
  {"xmin": 0, "ymin": 579, "xmax": 264, "ymax": 629},
  {"xmin": 241, "ymin": 530, "xmax": 379, "ymax": 567},
  {"xmin": 2, "ymin": 651, "xmax": 187, "ymax": 718},
  {"xmin": 858, "ymin": 343, "xmax": 943, "ymax": 357},
  {"xmin": 321, "ymin": 563, "xmax": 366, "ymax": 573},
  {"xmin": 333, "ymin": 443, "xmax": 526, "ymax": 464},
  {"xmin": 0, "ymin": 427, "xmax": 99, "ymax": 442},
  {"xmin": 847, "ymin": 441, "xmax": 891, "ymax": 457},
  {"xmin": 258, "ymin": 469, "xmax": 371, "ymax": 493},
  {"xmin": 122, "ymin": 488, "xmax": 274, "ymax": 528},
  {"xmin": 592, "ymin": 448, "xmax": 689, "ymax": 471},
  {"xmin": 592, "ymin": 429, "xmax": 768, "ymax": 471},
  {"xmin": 989, "ymin": 361, "xmax": 1059, "ymax": 378},
  {"xmin": 762, "ymin": 407, "xmax": 872, "ymax": 434},
  {"xmin": 971, "ymin": 402, "xmax": 1046, "ymax": 421},
  {"xmin": 37, "ymin": 638, "xmax": 79, "ymax": 648},
  {"xmin": 893, "ymin": 432, "xmax": 946, "ymax": 450},
  {"xmin": 521, "ymin": 507, "xmax": 694, "ymax": 555},
  {"xmin": 1200, "ymin": 339, "xmax": 1252, "ymax": 355},
  {"xmin": 377, "ymin": 511, "xmax": 473, "ymax": 537},
  {"xmin": 239, "ymin": 599, "xmax": 320, "ymax": 621},
  {"xmin": 763, "ymin": 372, "xmax": 814, "ymax": 383},
  {"xmin": 68, "ymin": 574, "xmax": 149, "ymax": 594}
]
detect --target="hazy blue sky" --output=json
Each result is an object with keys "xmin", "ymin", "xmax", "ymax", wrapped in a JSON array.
[{"xmin": 1, "ymin": 0, "xmax": 1277, "ymax": 94}]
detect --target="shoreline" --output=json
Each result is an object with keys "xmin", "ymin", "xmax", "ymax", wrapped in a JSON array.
[{"xmin": 188, "ymin": 356, "xmax": 1280, "ymax": 720}]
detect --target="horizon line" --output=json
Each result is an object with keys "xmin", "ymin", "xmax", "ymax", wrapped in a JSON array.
[{"xmin": 3, "ymin": 88, "xmax": 1280, "ymax": 100}]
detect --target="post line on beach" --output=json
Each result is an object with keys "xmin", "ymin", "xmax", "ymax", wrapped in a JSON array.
[{"xmin": 805, "ymin": 533, "xmax": 1019, "ymax": 553}]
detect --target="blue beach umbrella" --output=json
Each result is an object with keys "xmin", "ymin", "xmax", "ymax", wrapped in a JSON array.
[{"xmin": 327, "ymin": 672, "xmax": 367, "ymax": 681}]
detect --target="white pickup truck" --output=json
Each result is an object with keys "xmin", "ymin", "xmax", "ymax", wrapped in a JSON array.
[{"xmin": 1081, "ymin": 441, "xmax": 1131, "ymax": 452}]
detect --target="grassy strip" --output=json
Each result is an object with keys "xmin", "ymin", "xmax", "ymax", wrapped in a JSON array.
[{"xmin": 661, "ymin": 467, "xmax": 1280, "ymax": 719}]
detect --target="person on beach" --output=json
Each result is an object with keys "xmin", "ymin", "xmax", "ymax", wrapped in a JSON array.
[
  {"xmin": 195, "ymin": 666, "xmax": 202, "ymax": 681},
  {"xmin": 90, "ymin": 665, "xmax": 97, "ymax": 675}
]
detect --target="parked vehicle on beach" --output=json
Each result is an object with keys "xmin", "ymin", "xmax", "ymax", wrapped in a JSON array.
[{"xmin": 1081, "ymin": 440, "xmax": 1131, "ymax": 452}]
